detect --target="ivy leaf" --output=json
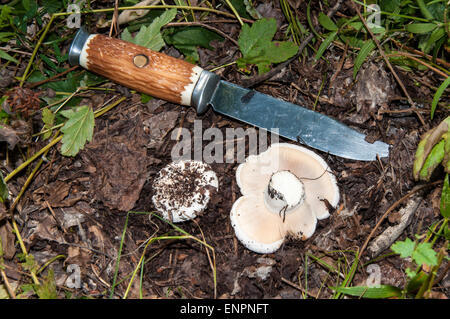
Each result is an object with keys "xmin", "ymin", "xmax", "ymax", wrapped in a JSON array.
[
  {"xmin": 121, "ymin": 8, "xmax": 177, "ymax": 51},
  {"xmin": 237, "ymin": 18, "xmax": 298, "ymax": 74},
  {"xmin": 412, "ymin": 242, "xmax": 438, "ymax": 267},
  {"xmin": 60, "ymin": 106, "xmax": 94, "ymax": 157},
  {"xmin": 391, "ymin": 238, "xmax": 415, "ymax": 258}
]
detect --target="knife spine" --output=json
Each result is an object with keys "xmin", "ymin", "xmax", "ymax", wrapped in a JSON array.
[{"xmin": 69, "ymin": 29, "xmax": 203, "ymax": 106}]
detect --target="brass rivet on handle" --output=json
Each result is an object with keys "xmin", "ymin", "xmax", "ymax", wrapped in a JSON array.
[{"xmin": 133, "ymin": 54, "xmax": 149, "ymax": 68}]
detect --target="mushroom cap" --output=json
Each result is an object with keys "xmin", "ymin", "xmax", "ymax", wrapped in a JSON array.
[
  {"xmin": 152, "ymin": 160, "xmax": 218, "ymax": 223},
  {"xmin": 236, "ymin": 143, "xmax": 339, "ymax": 219},
  {"xmin": 230, "ymin": 192, "xmax": 317, "ymax": 254}
]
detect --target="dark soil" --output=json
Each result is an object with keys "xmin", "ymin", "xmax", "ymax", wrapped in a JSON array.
[{"xmin": 0, "ymin": 0, "xmax": 448, "ymax": 299}]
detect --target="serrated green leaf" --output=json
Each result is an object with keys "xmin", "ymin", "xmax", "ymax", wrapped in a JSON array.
[
  {"xmin": 318, "ymin": 12, "xmax": 338, "ymax": 31},
  {"xmin": 0, "ymin": 49, "xmax": 18, "ymax": 64},
  {"xmin": 34, "ymin": 269, "xmax": 58, "ymax": 299},
  {"xmin": 121, "ymin": 8, "xmax": 177, "ymax": 51},
  {"xmin": 406, "ymin": 23, "xmax": 437, "ymax": 34},
  {"xmin": 391, "ymin": 238, "xmax": 415, "ymax": 258},
  {"xmin": 412, "ymin": 242, "xmax": 438, "ymax": 267},
  {"xmin": 431, "ymin": 76, "xmax": 450, "ymax": 120},
  {"xmin": 440, "ymin": 174, "xmax": 450, "ymax": 218},
  {"xmin": 330, "ymin": 285, "xmax": 402, "ymax": 298},
  {"xmin": 237, "ymin": 18, "xmax": 298, "ymax": 74},
  {"xmin": 353, "ymin": 40, "xmax": 376, "ymax": 79},
  {"xmin": 0, "ymin": 172, "xmax": 8, "ymax": 203},
  {"xmin": 314, "ymin": 30, "xmax": 337, "ymax": 61},
  {"xmin": 60, "ymin": 106, "xmax": 94, "ymax": 157}
]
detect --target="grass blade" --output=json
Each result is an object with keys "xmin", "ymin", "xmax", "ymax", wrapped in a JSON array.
[
  {"xmin": 330, "ymin": 285, "xmax": 402, "ymax": 298},
  {"xmin": 353, "ymin": 39, "xmax": 376, "ymax": 78},
  {"xmin": 314, "ymin": 30, "xmax": 337, "ymax": 62},
  {"xmin": 431, "ymin": 76, "xmax": 450, "ymax": 119}
]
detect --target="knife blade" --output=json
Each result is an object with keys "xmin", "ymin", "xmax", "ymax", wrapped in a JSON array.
[{"xmin": 68, "ymin": 28, "xmax": 389, "ymax": 161}]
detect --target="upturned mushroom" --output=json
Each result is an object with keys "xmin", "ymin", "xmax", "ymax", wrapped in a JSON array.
[
  {"xmin": 152, "ymin": 160, "xmax": 218, "ymax": 223},
  {"xmin": 230, "ymin": 143, "xmax": 339, "ymax": 253}
]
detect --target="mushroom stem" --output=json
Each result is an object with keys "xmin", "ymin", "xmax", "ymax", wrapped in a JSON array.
[{"xmin": 263, "ymin": 170, "xmax": 305, "ymax": 219}]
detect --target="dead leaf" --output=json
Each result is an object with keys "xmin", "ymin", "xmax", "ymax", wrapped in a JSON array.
[
  {"xmin": 83, "ymin": 114, "xmax": 150, "ymax": 211},
  {"xmin": 0, "ymin": 221, "xmax": 16, "ymax": 259}
]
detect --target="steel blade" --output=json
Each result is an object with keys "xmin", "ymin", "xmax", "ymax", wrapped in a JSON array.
[{"xmin": 210, "ymin": 81, "xmax": 389, "ymax": 161}]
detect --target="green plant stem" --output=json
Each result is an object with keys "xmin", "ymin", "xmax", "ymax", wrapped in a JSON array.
[
  {"xmin": 18, "ymin": 14, "xmax": 56, "ymax": 87},
  {"xmin": 223, "ymin": 0, "xmax": 243, "ymax": 26}
]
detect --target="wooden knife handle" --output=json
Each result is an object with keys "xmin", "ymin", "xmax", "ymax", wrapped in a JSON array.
[{"xmin": 74, "ymin": 33, "xmax": 203, "ymax": 106}]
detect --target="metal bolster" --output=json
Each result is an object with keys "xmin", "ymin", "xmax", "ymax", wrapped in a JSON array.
[
  {"xmin": 191, "ymin": 70, "xmax": 221, "ymax": 114},
  {"xmin": 68, "ymin": 27, "xmax": 90, "ymax": 66}
]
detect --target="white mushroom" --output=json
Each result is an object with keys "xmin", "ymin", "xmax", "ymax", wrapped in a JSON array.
[
  {"xmin": 230, "ymin": 143, "xmax": 339, "ymax": 253},
  {"xmin": 152, "ymin": 160, "xmax": 218, "ymax": 223}
]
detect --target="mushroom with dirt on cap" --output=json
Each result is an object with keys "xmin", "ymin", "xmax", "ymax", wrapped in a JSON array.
[
  {"xmin": 152, "ymin": 160, "xmax": 218, "ymax": 223},
  {"xmin": 230, "ymin": 143, "xmax": 339, "ymax": 254}
]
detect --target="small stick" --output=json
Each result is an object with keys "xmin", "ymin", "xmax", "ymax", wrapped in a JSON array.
[
  {"xmin": 359, "ymin": 181, "xmax": 442, "ymax": 258},
  {"xmin": 27, "ymin": 65, "xmax": 79, "ymax": 89},
  {"xmin": 281, "ymin": 277, "xmax": 318, "ymax": 298}
]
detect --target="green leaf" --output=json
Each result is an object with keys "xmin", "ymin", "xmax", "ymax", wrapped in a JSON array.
[
  {"xmin": 330, "ymin": 285, "xmax": 402, "ymax": 298},
  {"xmin": 391, "ymin": 238, "xmax": 415, "ymax": 258},
  {"xmin": 34, "ymin": 269, "xmax": 58, "ymax": 299},
  {"xmin": 314, "ymin": 30, "xmax": 337, "ymax": 61},
  {"xmin": 431, "ymin": 76, "xmax": 450, "ymax": 119},
  {"xmin": 237, "ymin": 18, "xmax": 298, "ymax": 74},
  {"xmin": 60, "ymin": 106, "xmax": 95, "ymax": 157},
  {"xmin": 353, "ymin": 40, "xmax": 376, "ymax": 79},
  {"xmin": 422, "ymin": 27, "xmax": 445, "ymax": 54},
  {"xmin": 121, "ymin": 8, "xmax": 177, "ymax": 51},
  {"xmin": 0, "ymin": 172, "xmax": 8, "ymax": 203},
  {"xmin": 419, "ymin": 139, "xmax": 445, "ymax": 181},
  {"xmin": 41, "ymin": 108, "xmax": 55, "ymax": 140},
  {"xmin": 441, "ymin": 174, "xmax": 450, "ymax": 218},
  {"xmin": 318, "ymin": 12, "xmax": 338, "ymax": 31},
  {"xmin": 406, "ymin": 270, "xmax": 428, "ymax": 293},
  {"xmin": 164, "ymin": 26, "xmax": 223, "ymax": 62},
  {"xmin": 0, "ymin": 49, "xmax": 18, "ymax": 64},
  {"xmin": 406, "ymin": 23, "xmax": 437, "ymax": 34},
  {"xmin": 412, "ymin": 242, "xmax": 438, "ymax": 267}
]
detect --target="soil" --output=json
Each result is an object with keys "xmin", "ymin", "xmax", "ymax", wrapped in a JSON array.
[{"xmin": 0, "ymin": 0, "xmax": 449, "ymax": 299}]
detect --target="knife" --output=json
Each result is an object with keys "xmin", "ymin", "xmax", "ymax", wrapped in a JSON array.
[{"xmin": 68, "ymin": 28, "xmax": 389, "ymax": 161}]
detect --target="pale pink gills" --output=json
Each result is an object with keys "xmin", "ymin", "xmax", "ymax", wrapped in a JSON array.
[
  {"xmin": 152, "ymin": 160, "xmax": 218, "ymax": 223},
  {"xmin": 230, "ymin": 143, "xmax": 339, "ymax": 253}
]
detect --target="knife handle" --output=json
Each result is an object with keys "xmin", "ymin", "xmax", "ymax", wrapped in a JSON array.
[{"xmin": 68, "ymin": 28, "xmax": 220, "ymax": 113}]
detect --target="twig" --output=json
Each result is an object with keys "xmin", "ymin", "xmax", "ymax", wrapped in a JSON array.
[
  {"xmin": 359, "ymin": 181, "xmax": 442, "ymax": 258},
  {"xmin": 391, "ymin": 39, "xmax": 450, "ymax": 69},
  {"xmin": 281, "ymin": 277, "xmax": 318, "ymax": 298},
  {"xmin": 387, "ymin": 52, "xmax": 449, "ymax": 78},
  {"xmin": 27, "ymin": 66, "xmax": 79, "ymax": 89},
  {"xmin": 240, "ymin": 0, "xmax": 343, "ymax": 88}
]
